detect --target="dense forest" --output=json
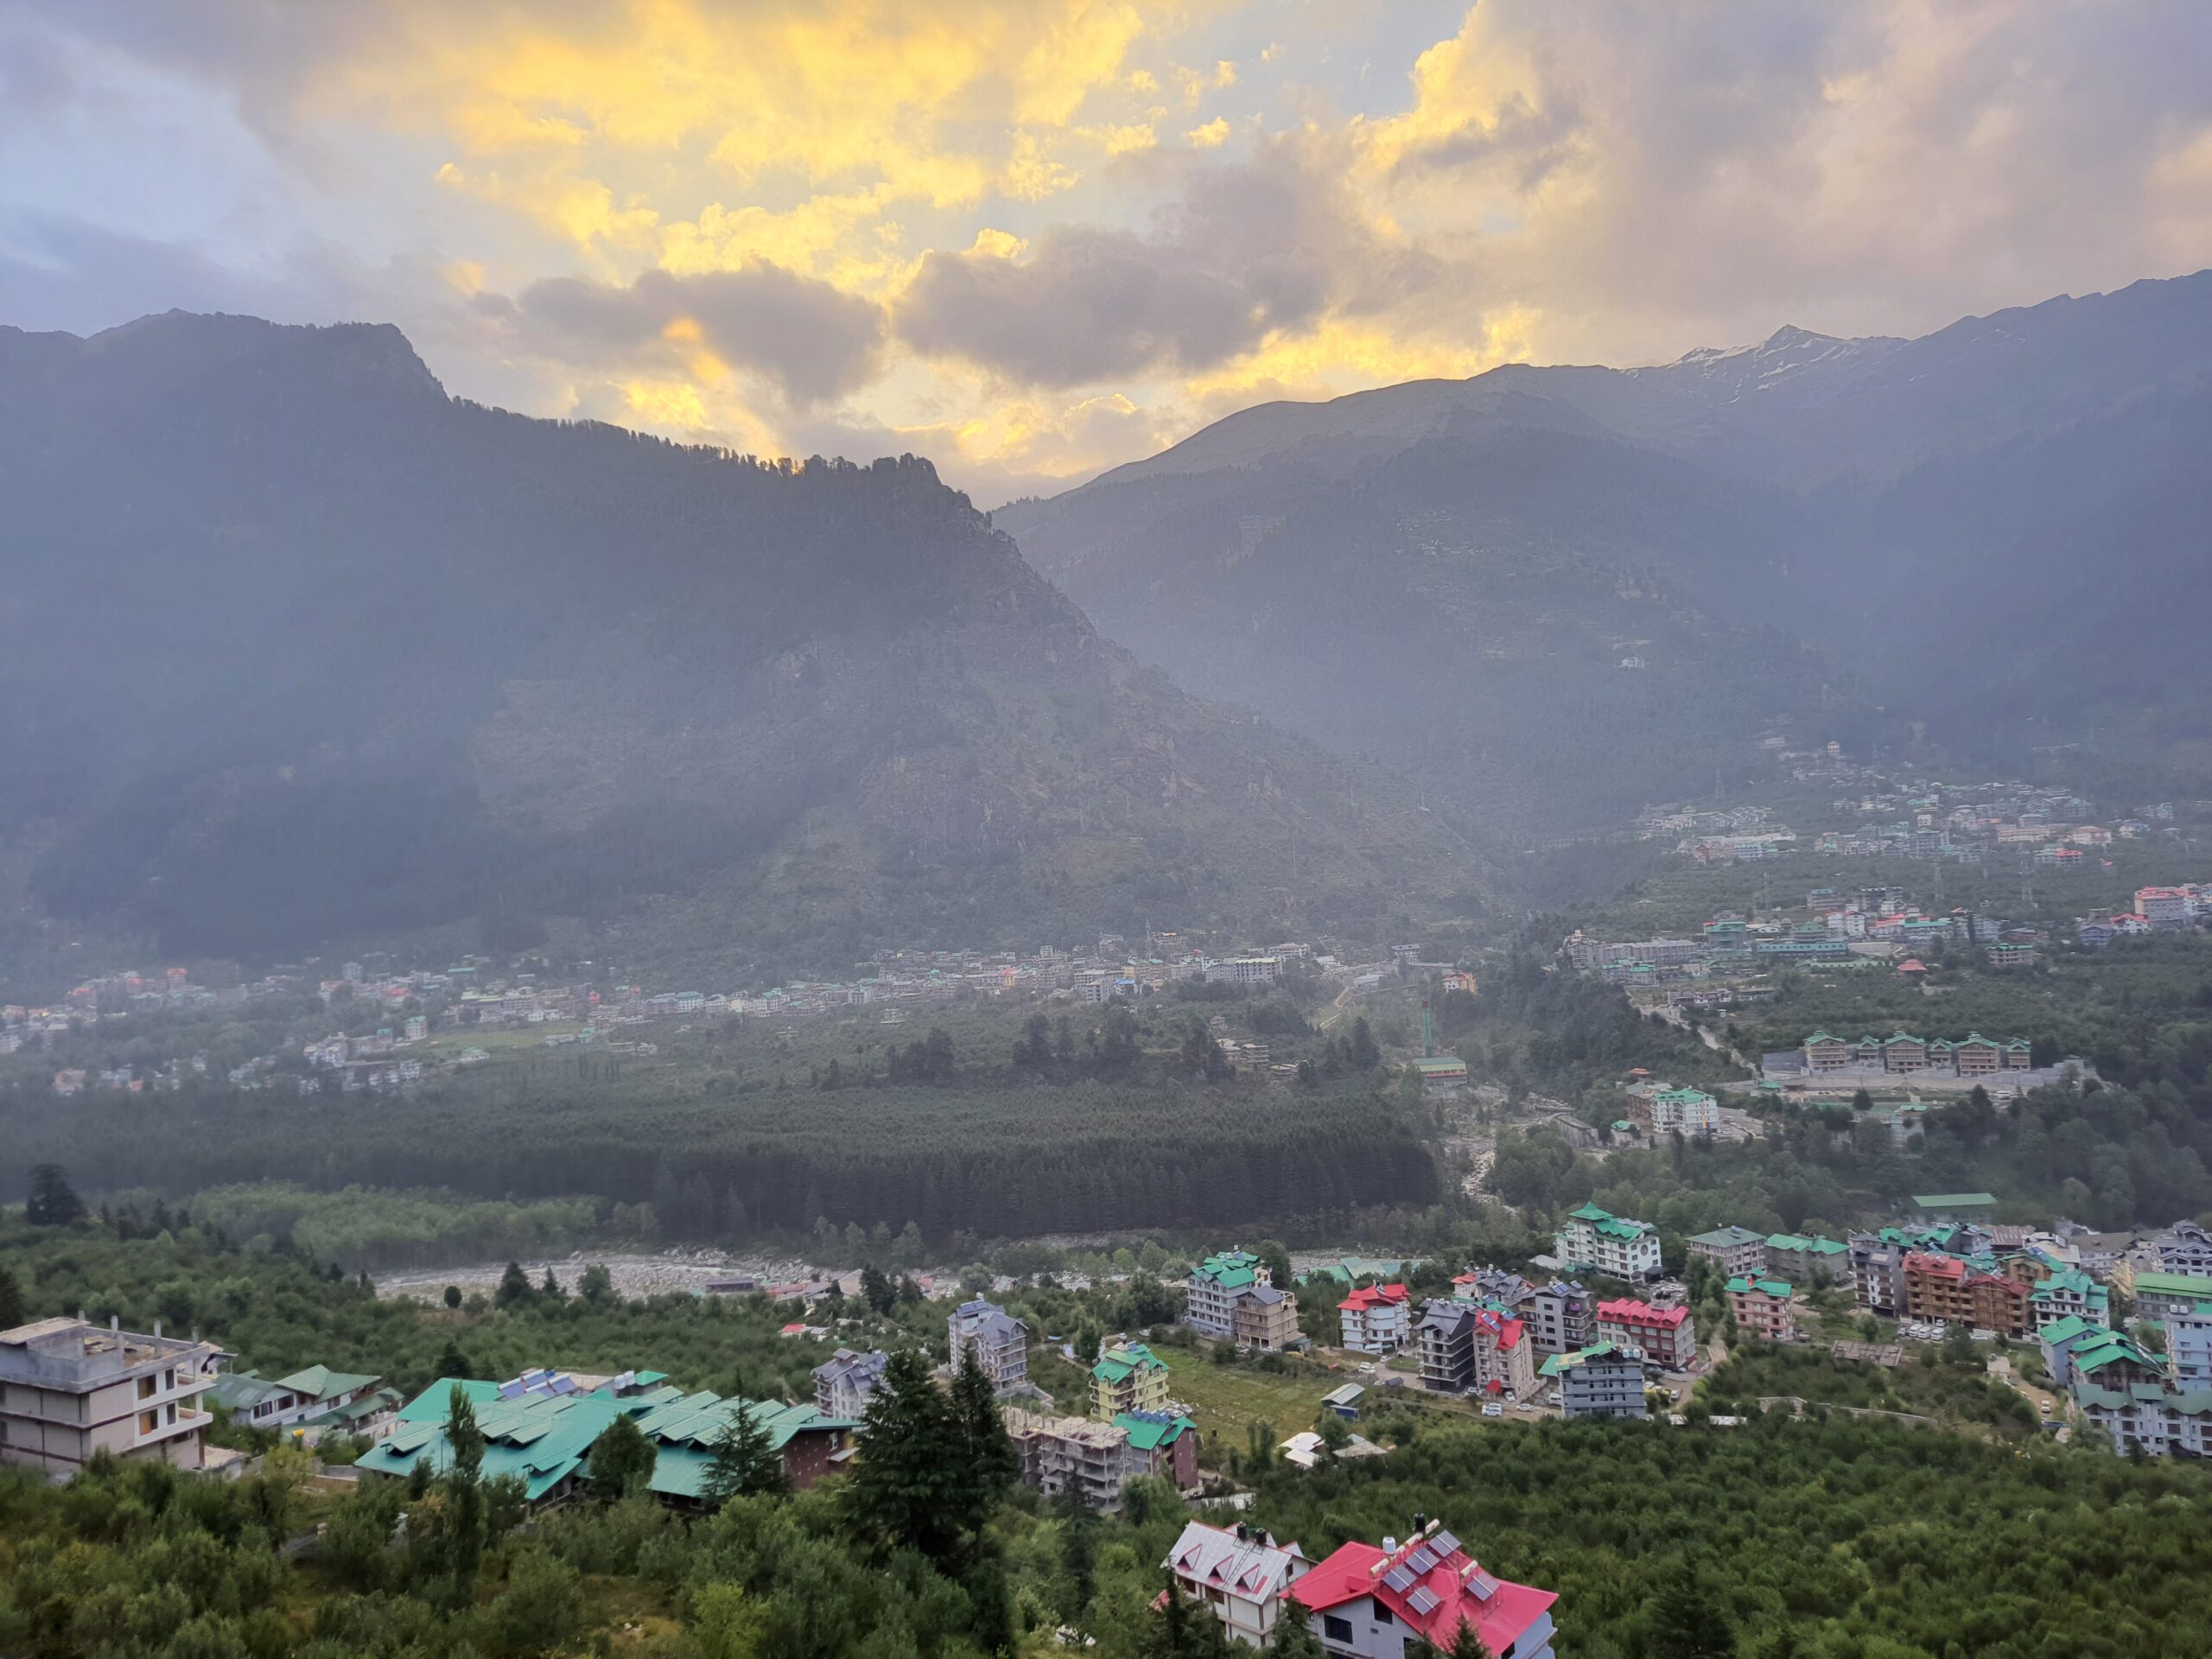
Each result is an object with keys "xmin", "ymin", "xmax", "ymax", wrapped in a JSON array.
[
  {"xmin": 5, "ymin": 1217, "xmax": 2212, "ymax": 1658},
  {"xmin": 0, "ymin": 1065, "xmax": 1441, "ymax": 1243}
]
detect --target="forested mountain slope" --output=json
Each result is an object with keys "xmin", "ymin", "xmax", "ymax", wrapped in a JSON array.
[
  {"xmin": 1000, "ymin": 270, "xmax": 2212, "ymax": 825},
  {"xmin": 0, "ymin": 313, "xmax": 1484, "ymax": 970}
]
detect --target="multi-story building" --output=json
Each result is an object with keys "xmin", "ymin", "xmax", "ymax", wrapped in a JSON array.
[
  {"xmin": 0, "ymin": 1316, "xmax": 219, "ymax": 1475},
  {"xmin": 812, "ymin": 1348, "xmax": 889, "ymax": 1420},
  {"xmin": 1417, "ymin": 1300, "xmax": 1478, "ymax": 1394},
  {"xmin": 1290, "ymin": 1522, "xmax": 1557, "ymax": 1659},
  {"xmin": 2135, "ymin": 887, "xmax": 2196, "ymax": 931},
  {"xmin": 2066, "ymin": 1330, "xmax": 2212, "ymax": 1457},
  {"xmin": 1088, "ymin": 1342, "xmax": 1171, "ymax": 1421},
  {"xmin": 2024, "ymin": 1268, "xmax": 2107, "ymax": 1331},
  {"xmin": 1524, "ymin": 1280, "xmax": 1592, "ymax": 1356},
  {"xmin": 1007, "ymin": 1408, "xmax": 1197, "ymax": 1515},
  {"xmin": 2122, "ymin": 1268, "xmax": 2212, "ymax": 1323},
  {"xmin": 947, "ymin": 1300, "xmax": 1029, "ymax": 1396},
  {"xmin": 208, "ymin": 1363, "xmax": 391, "ymax": 1439},
  {"xmin": 1162, "ymin": 1520, "xmax": 1313, "ymax": 1647},
  {"xmin": 1593, "ymin": 1299, "xmax": 1696, "ymax": 1370},
  {"xmin": 2163, "ymin": 1301, "xmax": 2212, "ymax": 1389},
  {"xmin": 2152, "ymin": 1221, "xmax": 2212, "ymax": 1279},
  {"xmin": 1649, "ymin": 1087, "xmax": 1719, "ymax": 1135},
  {"xmin": 1336, "ymin": 1283, "xmax": 1412, "ymax": 1354},
  {"xmin": 1764, "ymin": 1233, "xmax": 1848, "ymax": 1285},
  {"xmin": 1203, "ymin": 957, "xmax": 1280, "ymax": 986},
  {"xmin": 1899, "ymin": 1253, "xmax": 2027, "ymax": 1337},
  {"xmin": 1185, "ymin": 1251, "xmax": 1267, "ymax": 1338},
  {"xmin": 1185, "ymin": 1252, "xmax": 1300, "ymax": 1350},
  {"xmin": 1726, "ymin": 1276, "xmax": 1797, "ymax": 1343},
  {"xmin": 1553, "ymin": 1204, "xmax": 1662, "ymax": 1281},
  {"xmin": 1541, "ymin": 1342, "xmax": 1649, "ymax": 1420},
  {"xmin": 1688, "ymin": 1226, "xmax": 1768, "ymax": 1281}
]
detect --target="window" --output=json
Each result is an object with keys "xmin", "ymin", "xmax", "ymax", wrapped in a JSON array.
[
  {"xmin": 139, "ymin": 1410, "xmax": 160, "ymax": 1435},
  {"xmin": 138, "ymin": 1376, "xmax": 156, "ymax": 1400},
  {"xmin": 1323, "ymin": 1616, "xmax": 1353, "ymax": 1643},
  {"xmin": 1376, "ymin": 1604, "xmax": 1395, "ymax": 1624}
]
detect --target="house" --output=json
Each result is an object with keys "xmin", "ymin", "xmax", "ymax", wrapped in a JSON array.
[
  {"xmin": 1006, "ymin": 1408, "xmax": 1197, "ymax": 1515},
  {"xmin": 2163, "ymin": 1301, "xmax": 2212, "ymax": 1389},
  {"xmin": 211, "ymin": 1363, "xmax": 391, "ymax": 1439},
  {"xmin": 1541, "ymin": 1343, "xmax": 1648, "ymax": 1420},
  {"xmin": 1088, "ymin": 1342, "xmax": 1172, "ymax": 1421},
  {"xmin": 2066, "ymin": 1331, "xmax": 2212, "ymax": 1457},
  {"xmin": 1726, "ymin": 1276, "xmax": 1797, "ymax": 1343},
  {"xmin": 1289, "ymin": 1521, "xmax": 1558, "ymax": 1659},
  {"xmin": 1415, "ymin": 1300, "xmax": 1535, "ymax": 1399},
  {"xmin": 1593, "ymin": 1299, "xmax": 1696, "ymax": 1370},
  {"xmin": 1648, "ymin": 1087, "xmax": 1719, "ymax": 1135},
  {"xmin": 1986, "ymin": 942, "xmax": 2038, "ymax": 970},
  {"xmin": 1688, "ymin": 1226, "xmax": 1768, "ymax": 1280},
  {"xmin": 2151, "ymin": 1221, "xmax": 2212, "ymax": 1279},
  {"xmin": 358, "ymin": 1376, "xmax": 856, "ymax": 1504},
  {"xmin": 1163, "ymin": 1520, "xmax": 1313, "ymax": 1647},
  {"xmin": 2037, "ymin": 1315, "xmax": 2106, "ymax": 1389},
  {"xmin": 1411, "ymin": 1054, "xmax": 1469, "ymax": 1097},
  {"xmin": 947, "ymin": 1299, "xmax": 1029, "ymax": 1395},
  {"xmin": 1553, "ymin": 1204, "xmax": 1662, "ymax": 1281},
  {"xmin": 1763, "ymin": 1234, "xmax": 1848, "ymax": 1285},
  {"xmin": 1234, "ymin": 1284, "xmax": 1301, "ymax": 1352},
  {"xmin": 812, "ymin": 1348, "xmax": 889, "ymax": 1419},
  {"xmin": 1336, "ymin": 1283, "xmax": 1413, "ymax": 1354},
  {"xmin": 1321, "ymin": 1383, "xmax": 1365, "ymax": 1420},
  {"xmin": 0, "ymin": 1316, "xmax": 221, "ymax": 1476}
]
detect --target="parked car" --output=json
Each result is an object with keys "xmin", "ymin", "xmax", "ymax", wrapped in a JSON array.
[{"xmin": 1481, "ymin": 1403, "xmax": 1503, "ymax": 1418}]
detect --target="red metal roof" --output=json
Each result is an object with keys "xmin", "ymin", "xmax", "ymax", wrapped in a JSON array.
[
  {"xmin": 1338, "ymin": 1282, "xmax": 1411, "ymax": 1312},
  {"xmin": 1595, "ymin": 1297, "xmax": 1687, "ymax": 1330},
  {"xmin": 1291, "ymin": 1535, "xmax": 1556, "ymax": 1654}
]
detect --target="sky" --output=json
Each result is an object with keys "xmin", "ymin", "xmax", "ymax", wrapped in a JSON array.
[{"xmin": 3, "ymin": 0, "xmax": 2211, "ymax": 504}]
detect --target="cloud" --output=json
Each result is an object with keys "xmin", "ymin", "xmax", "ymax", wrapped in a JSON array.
[
  {"xmin": 512, "ymin": 264, "xmax": 886, "ymax": 407},
  {"xmin": 894, "ymin": 130, "xmax": 1450, "ymax": 387}
]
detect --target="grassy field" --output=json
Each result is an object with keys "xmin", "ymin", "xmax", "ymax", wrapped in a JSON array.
[{"xmin": 1156, "ymin": 1345, "xmax": 1343, "ymax": 1445}]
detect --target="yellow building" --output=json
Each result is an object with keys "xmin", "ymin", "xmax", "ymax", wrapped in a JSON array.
[{"xmin": 1088, "ymin": 1342, "xmax": 1172, "ymax": 1421}]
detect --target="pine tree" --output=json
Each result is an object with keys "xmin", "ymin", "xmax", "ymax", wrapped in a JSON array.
[
  {"xmin": 26, "ymin": 1164, "xmax": 83, "ymax": 1227},
  {"xmin": 495, "ymin": 1262, "xmax": 533, "ymax": 1309},
  {"xmin": 703, "ymin": 1403, "xmax": 790, "ymax": 1503},
  {"xmin": 848, "ymin": 1348, "xmax": 967, "ymax": 1564},
  {"xmin": 1644, "ymin": 1571, "xmax": 1737, "ymax": 1659},
  {"xmin": 587, "ymin": 1412, "xmax": 658, "ymax": 1499}
]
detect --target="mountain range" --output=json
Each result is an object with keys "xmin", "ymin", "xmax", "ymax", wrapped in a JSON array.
[
  {"xmin": 0, "ymin": 314, "xmax": 1484, "ymax": 977},
  {"xmin": 998, "ymin": 270, "xmax": 2212, "ymax": 830}
]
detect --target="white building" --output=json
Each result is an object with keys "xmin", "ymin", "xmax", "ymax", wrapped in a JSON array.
[
  {"xmin": 1553, "ymin": 1205, "xmax": 1662, "ymax": 1281},
  {"xmin": 1336, "ymin": 1283, "xmax": 1412, "ymax": 1354},
  {"xmin": 1203, "ymin": 957, "xmax": 1279, "ymax": 986},
  {"xmin": 1161, "ymin": 1521, "xmax": 1313, "ymax": 1647},
  {"xmin": 1648, "ymin": 1087, "xmax": 1719, "ymax": 1135}
]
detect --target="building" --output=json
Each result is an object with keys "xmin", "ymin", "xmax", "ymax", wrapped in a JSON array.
[
  {"xmin": 210, "ymin": 1363, "xmax": 394, "ymax": 1440},
  {"xmin": 1088, "ymin": 1342, "xmax": 1172, "ymax": 1421},
  {"xmin": 1763, "ymin": 1234, "xmax": 1848, "ymax": 1285},
  {"xmin": 2037, "ymin": 1315, "xmax": 2107, "ymax": 1389},
  {"xmin": 1541, "ymin": 1343, "xmax": 1648, "ymax": 1420},
  {"xmin": 1411, "ymin": 1055, "xmax": 1469, "ymax": 1097},
  {"xmin": 2024, "ymin": 1268, "xmax": 2108, "ymax": 1332},
  {"xmin": 947, "ymin": 1300, "xmax": 1029, "ymax": 1395},
  {"xmin": 2136, "ymin": 887, "xmax": 2196, "ymax": 931},
  {"xmin": 1186, "ymin": 1252, "xmax": 1300, "ymax": 1351},
  {"xmin": 2162, "ymin": 1302, "xmax": 2212, "ymax": 1389},
  {"xmin": 1688, "ymin": 1225, "xmax": 1768, "ymax": 1281},
  {"xmin": 812, "ymin": 1348, "xmax": 889, "ymax": 1420},
  {"xmin": 1649, "ymin": 1087, "xmax": 1719, "ymax": 1134},
  {"xmin": 1336, "ymin": 1284, "xmax": 1413, "ymax": 1354},
  {"xmin": 1986, "ymin": 942, "xmax": 2038, "ymax": 970},
  {"xmin": 1186, "ymin": 1251, "xmax": 1267, "ymax": 1338},
  {"xmin": 1524, "ymin": 1280, "xmax": 1592, "ymax": 1356},
  {"xmin": 1898, "ymin": 1253, "xmax": 2027, "ymax": 1337},
  {"xmin": 357, "ymin": 1376, "xmax": 857, "ymax": 1503},
  {"xmin": 1007, "ymin": 1408, "xmax": 1197, "ymax": 1515},
  {"xmin": 1553, "ymin": 1204, "xmax": 1662, "ymax": 1281},
  {"xmin": 1204, "ymin": 957, "xmax": 1280, "ymax": 986},
  {"xmin": 2065, "ymin": 1331, "xmax": 2212, "ymax": 1457},
  {"xmin": 1289, "ymin": 1522, "xmax": 1558, "ymax": 1659},
  {"xmin": 1726, "ymin": 1276, "xmax": 1797, "ymax": 1343},
  {"xmin": 1164, "ymin": 1520, "xmax": 1313, "ymax": 1648},
  {"xmin": 1593, "ymin": 1299, "xmax": 1696, "ymax": 1370},
  {"xmin": 2152, "ymin": 1221, "xmax": 2212, "ymax": 1279},
  {"xmin": 2123, "ymin": 1268, "xmax": 2212, "ymax": 1323},
  {"xmin": 0, "ymin": 1317, "xmax": 220, "ymax": 1475},
  {"xmin": 1415, "ymin": 1299, "xmax": 1538, "ymax": 1398},
  {"xmin": 1910, "ymin": 1192, "xmax": 1999, "ymax": 1225}
]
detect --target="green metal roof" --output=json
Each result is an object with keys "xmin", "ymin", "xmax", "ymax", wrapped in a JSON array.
[
  {"xmin": 1726, "ymin": 1276, "xmax": 1792, "ymax": 1299},
  {"xmin": 208, "ymin": 1372, "xmax": 284, "ymax": 1414},
  {"xmin": 1910, "ymin": 1192, "xmax": 1998, "ymax": 1210},
  {"xmin": 1690, "ymin": 1226, "xmax": 1762, "ymax": 1248},
  {"xmin": 1091, "ymin": 1343, "xmax": 1166, "ymax": 1385},
  {"xmin": 2037, "ymin": 1314, "xmax": 2097, "ymax": 1346},
  {"xmin": 1114, "ymin": 1411, "xmax": 1196, "ymax": 1452},
  {"xmin": 2130, "ymin": 1269, "xmax": 2212, "ymax": 1299},
  {"xmin": 275, "ymin": 1363, "xmax": 382, "ymax": 1402}
]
